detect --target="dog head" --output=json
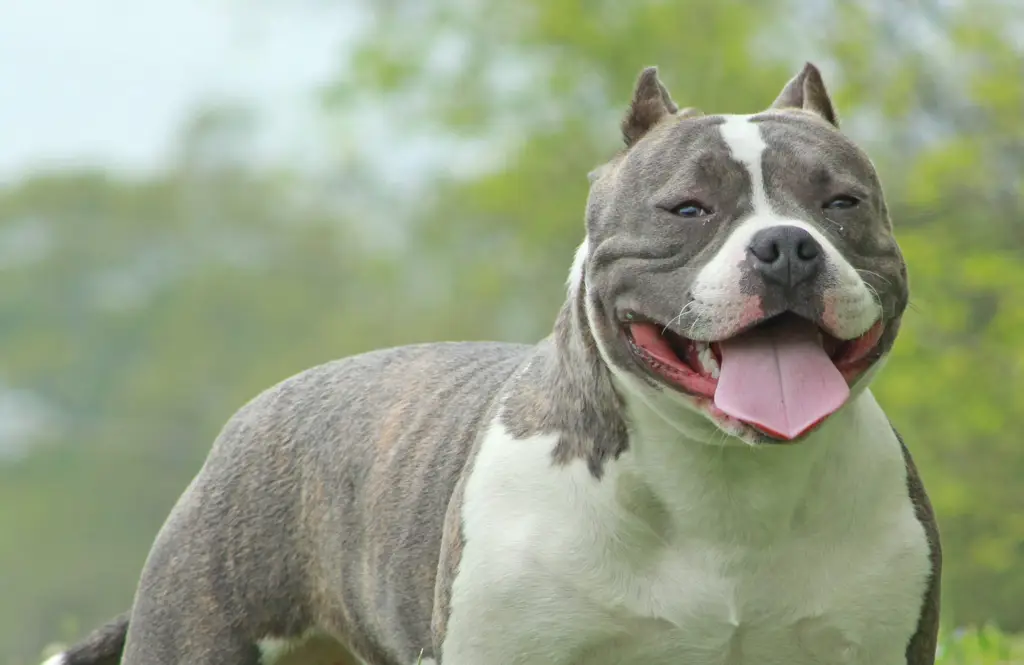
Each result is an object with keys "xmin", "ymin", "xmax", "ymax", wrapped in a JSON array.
[{"xmin": 575, "ymin": 63, "xmax": 908, "ymax": 445}]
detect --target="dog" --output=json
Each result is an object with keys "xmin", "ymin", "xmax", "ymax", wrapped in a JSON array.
[{"xmin": 43, "ymin": 62, "xmax": 940, "ymax": 665}]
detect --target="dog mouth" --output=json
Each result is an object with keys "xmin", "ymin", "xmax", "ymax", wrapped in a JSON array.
[{"xmin": 623, "ymin": 312, "xmax": 884, "ymax": 440}]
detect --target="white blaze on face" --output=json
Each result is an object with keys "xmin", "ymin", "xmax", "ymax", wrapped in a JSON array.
[
  {"xmin": 719, "ymin": 115, "xmax": 771, "ymax": 210},
  {"xmin": 689, "ymin": 115, "xmax": 880, "ymax": 340}
]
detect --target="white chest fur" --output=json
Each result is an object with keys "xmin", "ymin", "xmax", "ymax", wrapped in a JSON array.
[{"xmin": 441, "ymin": 391, "xmax": 931, "ymax": 665}]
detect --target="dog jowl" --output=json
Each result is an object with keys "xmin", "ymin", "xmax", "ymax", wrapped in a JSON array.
[
  {"xmin": 44, "ymin": 63, "xmax": 937, "ymax": 665},
  {"xmin": 582, "ymin": 64, "xmax": 908, "ymax": 442}
]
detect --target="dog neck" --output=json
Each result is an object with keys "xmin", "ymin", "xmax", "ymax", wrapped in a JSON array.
[
  {"xmin": 548, "ymin": 268, "xmax": 849, "ymax": 536},
  {"xmin": 504, "ymin": 236, "xmax": 725, "ymax": 477},
  {"xmin": 496, "ymin": 242, "xmax": 888, "ymax": 546},
  {"xmin": 500, "ymin": 261, "xmax": 630, "ymax": 478},
  {"xmin": 503, "ymin": 244, "xmax": 727, "ymax": 477}
]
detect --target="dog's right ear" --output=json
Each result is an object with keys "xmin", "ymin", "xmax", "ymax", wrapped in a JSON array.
[
  {"xmin": 622, "ymin": 67, "xmax": 678, "ymax": 147},
  {"xmin": 770, "ymin": 62, "xmax": 840, "ymax": 127}
]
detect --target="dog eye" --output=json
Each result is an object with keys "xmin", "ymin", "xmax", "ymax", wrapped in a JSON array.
[
  {"xmin": 670, "ymin": 200, "xmax": 711, "ymax": 218},
  {"xmin": 824, "ymin": 195, "xmax": 860, "ymax": 210}
]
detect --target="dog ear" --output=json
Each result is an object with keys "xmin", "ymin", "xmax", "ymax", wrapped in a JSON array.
[
  {"xmin": 622, "ymin": 67, "xmax": 678, "ymax": 147},
  {"xmin": 770, "ymin": 62, "xmax": 839, "ymax": 127}
]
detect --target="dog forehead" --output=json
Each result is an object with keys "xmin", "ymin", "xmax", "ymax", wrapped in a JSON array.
[
  {"xmin": 616, "ymin": 115, "xmax": 740, "ymax": 191},
  {"xmin": 713, "ymin": 113, "xmax": 871, "ymax": 177},
  {"xmin": 602, "ymin": 112, "xmax": 878, "ymax": 217},
  {"xmin": 755, "ymin": 114, "xmax": 878, "ymax": 187},
  {"xmin": 655, "ymin": 113, "xmax": 731, "ymax": 147},
  {"xmin": 630, "ymin": 114, "xmax": 834, "ymax": 185}
]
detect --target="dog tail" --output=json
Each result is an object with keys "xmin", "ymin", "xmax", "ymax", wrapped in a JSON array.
[{"xmin": 41, "ymin": 613, "xmax": 129, "ymax": 665}]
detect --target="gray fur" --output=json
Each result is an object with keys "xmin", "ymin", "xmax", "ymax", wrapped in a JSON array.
[
  {"xmin": 57, "ymin": 613, "xmax": 127, "ymax": 665},
  {"xmin": 48, "ymin": 63, "xmax": 939, "ymax": 665},
  {"xmin": 621, "ymin": 66, "xmax": 677, "ymax": 146},
  {"xmin": 118, "ymin": 342, "xmax": 531, "ymax": 665},
  {"xmin": 770, "ymin": 61, "xmax": 840, "ymax": 127},
  {"xmin": 895, "ymin": 428, "xmax": 943, "ymax": 665},
  {"xmin": 501, "ymin": 290, "xmax": 628, "ymax": 478}
]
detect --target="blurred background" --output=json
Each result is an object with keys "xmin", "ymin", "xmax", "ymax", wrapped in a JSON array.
[{"xmin": 2, "ymin": 0, "xmax": 1022, "ymax": 663}]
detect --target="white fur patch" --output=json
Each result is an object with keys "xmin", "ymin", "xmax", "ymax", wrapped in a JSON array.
[
  {"xmin": 688, "ymin": 115, "xmax": 879, "ymax": 341},
  {"xmin": 257, "ymin": 631, "xmax": 360, "ymax": 665},
  {"xmin": 441, "ymin": 396, "xmax": 931, "ymax": 665},
  {"xmin": 258, "ymin": 636, "xmax": 300, "ymax": 663},
  {"xmin": 40, "ymin": 654, "xmax": 66, "ymax": 665},
  {"xmin": 567, "ymin": 237, "xmax": 590, "ymax": 296},
  {"xmin": 719, "ymin": 115, "xmax": 771, "ymax": 210}
]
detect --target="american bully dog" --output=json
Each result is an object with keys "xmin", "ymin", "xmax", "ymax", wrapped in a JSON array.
[{"xmin": 43, "ymin": 62, "xmax": 940, "ymax": 665}]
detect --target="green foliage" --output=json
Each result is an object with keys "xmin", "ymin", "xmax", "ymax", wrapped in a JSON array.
[
  {"xmin": 936, "ymin": 625, "xmax": 1024, "ymax": 665},
  {"xmin": 4, "ymin": 0, "xmax": 1023, "ymax": 662}
]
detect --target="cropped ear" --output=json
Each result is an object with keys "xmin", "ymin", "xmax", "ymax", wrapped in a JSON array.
[
  {"xmin": 770, "ymin": 62, "xmax": 839, "ymax": 127},
  {"xmin": 622, "ymin": 67, "xmax": 678, "ymax": 147}
]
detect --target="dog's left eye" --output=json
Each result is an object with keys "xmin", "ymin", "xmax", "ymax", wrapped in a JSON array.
[
  {"xmin": 670, "ymin": 200, "xmax": 711, "ymax": 218},
  {"xmin": 824, "ymin": 195, "xmax": 860, "ymax": 210}
]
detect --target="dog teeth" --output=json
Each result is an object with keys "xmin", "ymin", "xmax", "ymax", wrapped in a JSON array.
[{"xmin": 695, "ymin": 342, "xmax": 720, "ymax": 379}]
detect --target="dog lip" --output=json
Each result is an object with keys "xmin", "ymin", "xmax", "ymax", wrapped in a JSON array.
[
  {"xmin": 618, "ymin": 310, "xmax": 735, "ymax": 345},
  {"xmin": 618, "ymin": 310, "xmax": 657, "ymax": 326},
  {"xmin": 621, "ymin": 309, "xmax": 886, "ymax": 348},
  {"xmin": 618, "ymin": 315, "xmax": 887, "ymax": 445},
  {"xmin": 830, "ymin": 318, "xmax": 886, "ymax": 379},
  {"xmin": 620, "ymin": 319, "xmax": 720, "ymax": 398},
  {"xmin": 618, "ymin": 312, "xmax": 887, "ymax": 402}
]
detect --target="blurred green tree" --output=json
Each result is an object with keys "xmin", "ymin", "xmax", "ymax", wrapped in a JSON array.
[{"xmin": 0, "ymin": 112, "xmax": 415, "ymax": 662}]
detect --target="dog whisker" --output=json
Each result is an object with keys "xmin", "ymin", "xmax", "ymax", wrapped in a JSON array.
[{"xmin": 856, "ymin": 268, "xmax": 892, "ymax": 287}]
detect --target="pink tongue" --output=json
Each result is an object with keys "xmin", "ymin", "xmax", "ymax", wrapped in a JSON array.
[{"xmin": 714, "ymin": 317, "xmax": 850, "ymax": 440}]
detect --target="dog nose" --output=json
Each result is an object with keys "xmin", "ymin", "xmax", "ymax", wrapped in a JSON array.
[{"xmin": 748, "ymin": 226, "xmax": 824, "ymax": 288}]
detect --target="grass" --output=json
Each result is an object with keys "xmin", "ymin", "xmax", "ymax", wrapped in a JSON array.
[{"xmin": 937, "ymin": 625, "xmax": 1024, "ymax": 664}]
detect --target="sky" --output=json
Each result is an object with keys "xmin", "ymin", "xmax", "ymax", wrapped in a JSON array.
[
  {"xmin": 0, "ymin": 0, "xmax": 358, "ymax": 180},
  {"xmin": 0, "ymin": 0, "xmax": 363, "ymax": 457}
]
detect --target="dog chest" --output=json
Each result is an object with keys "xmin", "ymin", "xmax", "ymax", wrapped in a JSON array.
[{"xmin": 440, "ymin": 416, "xmax": 931, "ymax": 665}]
